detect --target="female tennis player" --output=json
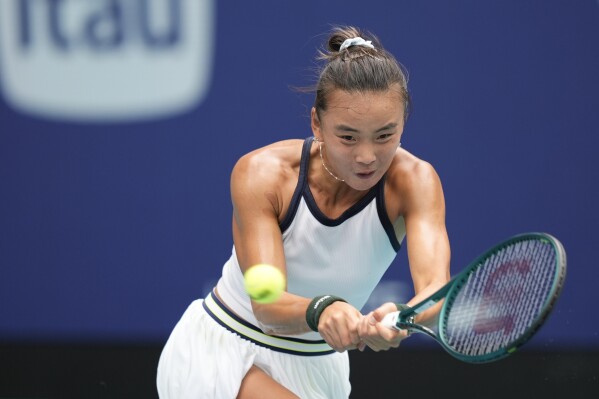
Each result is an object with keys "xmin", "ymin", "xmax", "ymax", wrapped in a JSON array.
[{"xmin": 157, "ymin": 26, "xmax": 450, "ymax": 399}]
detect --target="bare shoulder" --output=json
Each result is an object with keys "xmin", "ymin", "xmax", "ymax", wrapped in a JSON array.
[
  {"xmin": 231, "ymin": 139, "xmax": 305, "ymax": 218},
  {"xmin": 390, "ymin": 148, "xmax": 441, "ymax": 186},
  {"xmin": 232, "ymin": 139, "xmax": 304, "ymax": 182},
  {"xmin": 386, "ymin": 148, "xmax": 445, "ymax": 218}
]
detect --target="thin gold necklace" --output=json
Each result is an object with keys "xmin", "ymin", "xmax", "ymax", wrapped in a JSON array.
[{"xmin": 315, "ymin": 138, "xmax": 345, "ymax": 182}]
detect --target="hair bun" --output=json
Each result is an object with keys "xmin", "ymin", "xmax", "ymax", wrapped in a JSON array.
[
  {"xmin": 311, "ymin": 25, "xmax": 411, "ymax": 123},
  {"xmin": 327, "ymin": 26, "xmax": 363, "ymax": 53}
]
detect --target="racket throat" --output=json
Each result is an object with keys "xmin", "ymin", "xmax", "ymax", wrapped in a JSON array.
[{"xmin": 399, "ymin": 322, "xmax": 438, "ymax": 340}]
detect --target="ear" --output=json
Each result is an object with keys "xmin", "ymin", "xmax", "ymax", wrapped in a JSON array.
[{"xmin": 311, "ymin": 107, "xmax": 321, "ymax": 139}]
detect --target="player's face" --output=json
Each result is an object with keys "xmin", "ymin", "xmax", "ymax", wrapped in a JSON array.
[{"xmin": 311, "ymin": 87, "xmax": 405, "ymax": 191}]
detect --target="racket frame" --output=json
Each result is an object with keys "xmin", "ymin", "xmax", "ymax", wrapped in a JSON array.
[{"xmin": 389, "ymin": 232, "xmax": 567, "ymax": 363}]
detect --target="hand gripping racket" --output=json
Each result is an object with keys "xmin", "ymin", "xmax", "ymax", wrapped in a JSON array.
[{"xmin": 382, "ymin": 232, "xmax": 567, "ymax": 363}]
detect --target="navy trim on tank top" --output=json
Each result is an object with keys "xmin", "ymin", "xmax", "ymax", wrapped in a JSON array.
[
  {"xmin": 303, "ymin": 181, "xmax": 378, "ymax": 227},
  {"xmin": 279, "ymin": 138, "xmax": 312, "ymax": 231},
  {"xmin": 280, "ymin": 137, "xmax": 401, "ymax": 252},
  {"xmin": 377, "ymin": 175, "xmax": 401, "ymax": 252}
]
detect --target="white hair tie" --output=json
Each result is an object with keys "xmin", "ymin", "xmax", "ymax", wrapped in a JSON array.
[{"xmin": 339, "ymin": 37, "xmax": 375, "ymax": 51}]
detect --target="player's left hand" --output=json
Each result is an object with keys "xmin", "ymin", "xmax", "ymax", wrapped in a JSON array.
[{"xmin": 357, "ymin": 302, "xmax": 410, "ymax": 352}]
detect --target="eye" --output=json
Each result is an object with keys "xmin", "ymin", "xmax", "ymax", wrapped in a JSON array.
[
  {"xmin": 377, "ymin": 133, "xmax": 395, "ymax": 142},
  {"xmin": 339, "ymin": 135, "xmax": 357, "ymax": 143}
]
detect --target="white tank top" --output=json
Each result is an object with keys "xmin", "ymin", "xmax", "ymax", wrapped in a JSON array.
[{"xmin": 216, "ymin": 137, "xmax": 403, "ymax": 340}]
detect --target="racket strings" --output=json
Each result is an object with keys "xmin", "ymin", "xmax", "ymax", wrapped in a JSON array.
[
  {"xmin": 477, "ymin": 240, "xmax": 554, "ymax": 352},
  {"xmin": 442, "ymin": 239, "xmax": 557, "ymax": 357},
  {"xmin": 463, "ymin": 241, "xmax": 553, "ymax": 353},
  {"xmin": 483, "ymin": 241, "xmax": 553, "ymax": 352}
]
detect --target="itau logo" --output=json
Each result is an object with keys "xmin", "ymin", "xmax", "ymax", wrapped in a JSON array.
[{"xmin": 0, "ymin": 0, "xmax": 214, "ymax": 123}]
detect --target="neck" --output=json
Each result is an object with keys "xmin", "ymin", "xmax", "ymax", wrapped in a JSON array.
[{"xmin": 317, "ymin": 140, "xmax": 345, "ymax": 182}]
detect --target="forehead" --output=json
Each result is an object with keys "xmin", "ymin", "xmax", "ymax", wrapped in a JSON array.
[{"xmin": 322, "ymin": 88, "xmax": 404, "ymax": 122}]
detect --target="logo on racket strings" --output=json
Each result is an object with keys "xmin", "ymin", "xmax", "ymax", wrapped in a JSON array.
[{"xmin": 473, "ymin": 259, "xmax": 531, "ymax": 335}]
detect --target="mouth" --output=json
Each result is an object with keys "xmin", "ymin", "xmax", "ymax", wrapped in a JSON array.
[{"xmin": 355, "ymin": 171, "xmax": 376, "ymax": 179}]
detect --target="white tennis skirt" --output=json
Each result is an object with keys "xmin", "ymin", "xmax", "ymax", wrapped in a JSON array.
[{"xmin": 156, "ymin": 293, "xmax": 351, "ymax": 398}]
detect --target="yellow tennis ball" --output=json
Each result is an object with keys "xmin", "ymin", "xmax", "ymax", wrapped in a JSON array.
[{"xmin": 243, "ymin": 264, "xmax": 285, "ymax": 304}]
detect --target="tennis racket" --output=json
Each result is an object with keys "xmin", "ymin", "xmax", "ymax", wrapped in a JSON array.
[{"xmin": 381, "ymin": 232, "xmax": 567, "ymax": 363}]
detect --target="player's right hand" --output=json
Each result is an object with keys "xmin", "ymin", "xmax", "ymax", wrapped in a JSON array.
[{"xmin": 317, "ymin": 301, "xmax": 364, "ymax": 352}]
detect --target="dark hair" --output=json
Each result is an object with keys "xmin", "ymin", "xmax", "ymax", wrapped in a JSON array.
[{"xmin": 313, "ymin": 26, "xmax": 411, "ymax": 122}]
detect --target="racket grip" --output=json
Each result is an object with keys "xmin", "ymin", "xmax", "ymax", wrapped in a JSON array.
[{"xmin": 381, "ymin": 311, "xmax": 401, "ymax": 330}]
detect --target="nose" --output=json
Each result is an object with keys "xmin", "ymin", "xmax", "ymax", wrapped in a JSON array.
[{"xmin": 354, "ymin": 143, "xmax": 376, "ymax": 165}]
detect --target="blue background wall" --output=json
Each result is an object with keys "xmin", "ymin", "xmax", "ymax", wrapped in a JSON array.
[{"xmin": 1, "ymin": 0, "xmax": 598, "ymax": 354}]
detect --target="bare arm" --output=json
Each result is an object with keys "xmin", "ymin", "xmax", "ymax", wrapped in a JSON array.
[
  {"xmin": 230, "ymin": 145, "xmax": 365, "ymax": 352},
  {"xmin": 230, "ymin": 148, "xmax": 311, "ymax": 335},
  {"xmin": 402, "ymin": 160, "xmax": 450, "ymax": 325},
  {"xmin": 358, "ymin": 157, "xmax": 450, "ymax": 351}
]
